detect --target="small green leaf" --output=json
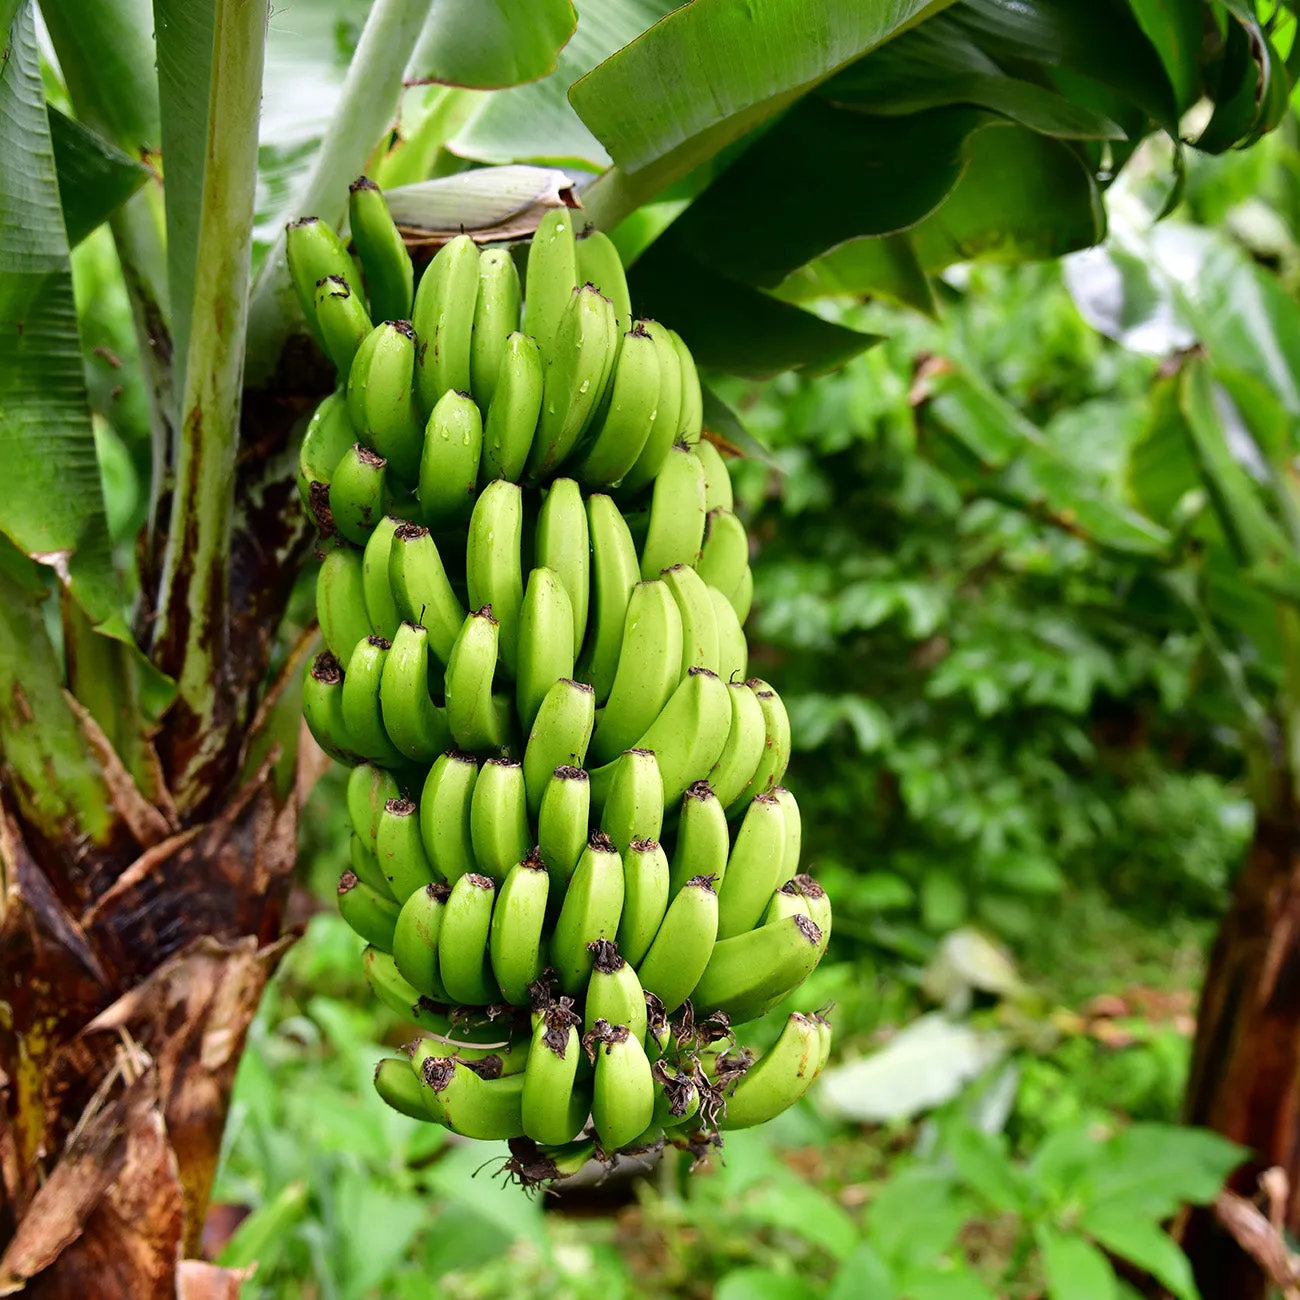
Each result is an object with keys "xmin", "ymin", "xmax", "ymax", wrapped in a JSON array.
[
  {"xmin": 715, "ymin": 1267, "xmax": 821, "ymax": 1300},
  {"xmin": 827, "ymin": 1242, "xmax": 895, "ymax": 1300},
  {"xmin": 47, "ymin": 107, "xmax": 151, "ymax": 247},
  {"xmin": 412, "ymin": 0, "xmax": 576, "ymax": 89},
  {"xmin": 1036, "ymin": 1226, "xmax": 1118, "ymax": 1300},
  {"xmin": 772, "ymin": 234, "xmax": 938, "ymax": 317},
  {"xmin": 946, "ymin": 1125, "xmax": 1023, "ymax": 1213},
  {"xmin": 866, "ymin": 1165, "xmax": 967, "ymax": 1267},
  {"xmin": 218, "ymin": 1181, "xmax": 310, "ymax": 1270},
  {"xmin": 1081, "ymin": 1213, "xmax": 1197, "ymax": 1300}
]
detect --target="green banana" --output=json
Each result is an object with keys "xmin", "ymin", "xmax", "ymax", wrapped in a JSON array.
[
  {"xmin": 329, "ymin": 444, "xmax": 389, "ymax": 546},
  {"xmin": 535, "ymin": 477, "xmax": 589, "ymax": 650},
  {"xmin": 348, "ymin": 176, "xmax": 414, "ymax": 326},
  {"xmin": 793, "ymin": 873, "xmax": 832, "ymax": 955},
  {"xmin": 285, "ymin": 216, "xmax": 355, "ymax": 349},
  {"xmin": 466, "ymin": 478, "xmax": 524, "ymax": 676},
  {"xmin": 521, "ymin": 1001, "xmax": 591, "ymax": 1145},
  {"xmin": 316, "ymin": 544, "xmax": 372, "ymax": 664},
  {"xmin": 419, "ymin": 750, "xmax": 479, "ymax": 884},
  {"xmin": 361, "ymin": 515, "xmax": 402, "ymax": 640},
  {"xmin": 588, "ymin": 580, "xmax": 682, "ymax": 766},
  {"xmin": 314, "ymin": 274, "xmax": 373, "ymax": 378},
  {"xmin": 630, "ymin": 666, "xmax": 731, "ymax": 809},
  {"xmin": 489, "ymin": 849, "xmax": 551, "ymax": 1005},
  {"xmin": 362, "ymin": 945, "xmax": 448, "ymax": 1029},
  {"xmin": 664, "ymin": 563, "xmax": 720, "ymax": 678},
  {"xmin": 711, "ymin": 582, "xmax": 749, "ymax": 687},
  {"xmin": 716, "ymin": 792, "xmax": 787, "ymax": 940},
  {"xmin": 515, "ymin": 566, "xmax": 576, "ymax": 737},
  {"xmin": 445, "ymin": 607, "xmax": 505, "ymax": 753},
  {"xmin": 709, "ymin": 681, "xmax": 766, "ymax": 810},
  {"xmin": 669, "ymin": 781, "xmax": 729, "ymax": 894},
  {"xmin": 763, "ymin": 881, "xmax": 811, "ymax": 925},
  {"xmin": 379, "ymin": 621, "xmax": 452, "ymax": 762},
  {"xmin": 617, "ymin": 321, "xmax": 683, "ymax": 496},
  {"xmin": 550, "ymin": 831, "xmax": 625, "ymax": 996},
  {"xmin": 438, "ymin": 872, "xmax": 501, "ymax": 1006},
  {"xmin": 523, "ymin": 678, "xmax": 595, "ymax": 818},
  {"xmin": 412, "ymin": 232, "xmax": 480, "ymax": 414},
  {"xmin": 639, "ymin": 443, "xmax": 707, "ymax": 580},
  {"xmin": 669, "ymin": 328, "xmax": 703, "ymax": 445},
  {"xmin": 470, "ymin": 247, "xmax": 521, "ymax": 410},
  {"xmin": 772, "ymin": 786, "xmax": 802, "ymax": 881},
  {"xmin": 388, "ymin": 523, "xmax": 466, "ymax": 664},
  {"xmin": 415, "ymin": 1052, "xmax": 526, "ymax": 1140},
  {"xmin": 373, "ymin": 1056, "xmax": 431, "ymax": 1121},
  {"xmin": 733, "ymin": 564, "xmax": 754, "ymax": 625},
  {"xmin": 579, "ymin": 493, "xmax": 641, "ymax": 704},
  {"xmin": 635, "ymin": 874, "xmax": 719, "ymax": 1013},
  {"xmin": 584, "ymin": 940, "xmax": 648, "ymax": 1044},
  {"xmin": 595, "ymin": 747, "xmax": 663, "ymax": 857},
  {"xmin": 733, "ymin": 679, "xmax": 791, "ymax": 807},
  {"xmin": 298, "ymin": 391, "xmax": 357, "ymax": 510},
  {"xmin": 481, "ymin": 333, "xmax": 543, "ymax": 484},
  {"xmin": 813, "ymin": 1011, "xmax": 834, "ymax": 1073},
  {"xmin": 537, "ymin": 765, "xmax": 590, "ymax": 887},
  {"xmin": 695, "ymin": 436, "xmax": 735, "ymax": 513},
  {"xmin": 350, "ymin": 831, "xmax": 394, "ymax": 899},
  {"xmin": 347, "ymin": 322, "xmax": 424, "ymax": 486},
  {"xmin": 469, "ymin": 758, "xmax": 530, "ymax": 882},
  {"xmin": 569, "ymin": 323, "xmax": 661, "ymax": 490},
  {"xmin": 302, "ymin": 651, "xmax": 362, "ymax": 765},
  {"xmin": 617, "ymin": 840, "xmax": 670, "ymax": 968},
  {"xmin": 342, "ymin": 636, "xmax": 406, "ymax": 766},
  {"xmin": 375, "ymin": 796, "xmax": 438, "ymax": 901},
  {"xmin": 419, "ymin": 389, "xmax": 482, "ymax": 530},
  {"xmin": 337, "ymin": 870, "xmax": 401, "ymax": 950},
  {"xmin": 690, "ymin": 913, "xmax": 823, "ymax": 1026},
  {"xmin": 718, "ymin": 1011, "xmax": 823, "ymax": 1130},
  {"xmin": 523, "ymin": 207, "xmax": 579, "ymax": 364},
  {"xmin": 588, "ymin": 1020, "xmax": 654, "ymax": 1152},
  {"xmin": 525, "ymin": 284, "xmax": 618, "ymax": 481},
  {"xmin": 576, "ymin": 228, "xmax": 632, "ymax": 336},
  {"xmin": 392, "ymin": 881, "xmax": 453, "ymax": 1001},
  {"xmin": 696, "ymin": 509, "xmax": 750, "ymax": 608}
]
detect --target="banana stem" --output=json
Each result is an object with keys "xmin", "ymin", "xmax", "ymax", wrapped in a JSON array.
[{"xmin": 244, "ymin": 0, "xmax": 436, "ymax": 386}]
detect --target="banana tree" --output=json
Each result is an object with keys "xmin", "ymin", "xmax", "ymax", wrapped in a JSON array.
[{"xmin": 0, "ymin": 0, "xmax": 1286, "ymax": 1292}]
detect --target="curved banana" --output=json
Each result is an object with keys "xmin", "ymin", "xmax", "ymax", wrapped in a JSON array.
[
  {"xmin": 711, "ymin": 582, "xmax": 749, "ymax": 687},
  {"xmin": 733, "ymin": 679, "xmax": 791, "ymax": 807},
  {"xmin": 695, "ymin": 436, "xmax": 735, "ymax": 514},
  {"xmin": 373, "ymin": 1056, "xmax": 431, "ymax": 1121},
  {"xmin": 362, "ymin": 945, "xmax": 448, "ymax": 1029},
  {"xmin": 525, "ymin": 284, "xmax": 618, "ymax": 481},
  {"xmin": 668, "ymin": 328, "xmax": 703, "ymax": 445},
  {"xmin": 392, "ymin": 881, "xmax": 453, "ymax": 1002},
  {"xmin": 419, "ymin": 389, "xmax": 482, "ymax": 530},
  {"xmin": 617, "ymin": 840, "xmax": 670, "ymax": 968},
  {"xmin": 470, "ymin": 758, "xmax": 531, "ymax": 883},
  {"xmin": 379, "ymin": 621, "xmax": 452, "ymax": 763},
  {"xmin": 470, "ymin": 247, "xmax": 521, "ymax": 411},
  {"xmin": 419, "ymin": 750, "xmax": 479, "ymax": 884},
  {"xmin": 793, "ymin": 873, "xmax": 832, "ymax": 955},
  {"xmin": 523, "ymin": 207, "xmax": 579, "ymax": 364},
  {"xmin": 588, "ymin": 1020, "xmax": 655, "ymax": 1152},
  {"xmin": 639, "ymin": 443, "xmax": 707, "ymax": 580},
  {"xmin": 569, "ymin": 323, "xmax": 660, "ymax": 490},
  {"xmin": 763, "ymin": 881, "xmax": 811, "ymax": 925},
  {"xmin": 663, "ymin": 564, "xmax": 720, "ymax": 677},
  {"xmin": 631, "ymin": 666, "xmax": 731, "ymax": 809},
  {"xmin": 588, "ymin": 579, "xmax": 682, "ymax": 767},
  {"xmin": 337, "ymin": 870, "xmax": 401, "ymax": 950},
  {"xmin": 388, "ymin": 523, "xmax": 466, "ymax": 665},
  {"xmin": 445, "ymin": 607, "xmax": 505, "ymax": 753},
  {"xmin": 595, "ymin": 747, "xmax": 663, "ymax": 857},
  {"xmin": 285, "ymin": 216, "xmax": 355, "ymax": 349},
  {"xmin": 348, "ymin": 176, "xmax": 413, "ymax": 326},
  {"xmin": 617, "ymin": 321, "xmax": 683, "ymax": 496},
  {"xmin": 584, "ymin": 940, "xmax": 648, "ymax": 1043},
  {"xmin": 718, "ymin": 1011, "xmax": 823, "ymax": 1130},
  {"xmin": 576, "ymin": 228, "xmax": 632, "ymax": 336},
  {"xmin": 535, "ymin": 477, "xmax": 589, "ymax": 650},
  {"xmin": 489, "ymin": 849, "xmax": 551, "ymax": 1005},
  {"xmin": 523, "ymin": 678, "xmax": 595, "ymax": 818},
  {"xmin": 314, "ymin": 275, "xmax": 373, "ymax": 380},
  {"xmin": 696, "ymin": 509, "xmax": 750, "ymax": 611},
  {"xmin": 690, "ymin": 913, "xmax": 823, "ymax": 1026},
  {"xmin": 350, "ymin": 831, "xmax": 394, "ymax": 899},
  {"xmin": 412, "ymin": 232, "xmax": 480, "ymax": 415},
  {"xmin": 537, "ymin": 765, "xmax": 591, "ymax": 888},
  {"xmin": 360, "ymin": 515, "xmax": 402, "ymax": 640},
  {"xmin": 549, "ymin": 831, "xmax": 624, "ymax": 996},
  {"xmin": 716, "ymin": 792, "xmax": 787, "ymax": 940},
  {"xmin": 342, "ymin": 636, "xmax": 406, "ymax": 766},
  {"xmin": 329, "ymin": 444, "xmax": 389, "ymax": 546},
  {"xmin": 733, "ymin": 564, "xmax": 754, "ymax": 625},
  {"xmin": 438, "ymin": 872, "xmax": 501, "ymax": 1006},
  {"xmin": 346, "ymin": 322, "xmax": 424, "ymax": 486},
  {"xmin": 515, "ymin": 566, "xmax": 576, "ymax": 737},
  {"xmin": 635, "ymin": 874, "xmax": 719, "ymax": 1013},
  {"xmin": 415, "ymin": 1052, "xmax": 526, "ymax": 1140},
  {"xmin": 376, "ymin": 796, "xmax": 437, "ymax": 901},
  {"xmin": 668, "ymin": 780, "xmax": 729, "ymax": 895},
  {"xmin": 302, "ymin": 651, "xmax": 362, "ymax": 765},
  {"xmin": 298, "ymin": 391, "xmax": 357, "ymax": 510},
  {"xmin": 316, "ymin": 544, "xmax": 372, "ymax": 664},
  {"xmin": 709, "ymin": 681, "xmax": 766, "ymax": 811},
  {"xmin": 481, "ymin": 332, "xmax": 543, "ymax": 484},
  {"xmin": 466, "ymin": 478, "xmax": 524, "ymax": 676},
  {"xmin": 578, "ymin": 493, "xmax": 641, "ymax": 704},
  {"xmin": 521, "ymin": 1001, "xmax": 591, "ymax": 1145},
  {"xmin": 812, "ymin": 1011, "xmax": 834, "ymax": 1073},
  {"xmin": 772, "ymin": 786, "xmax": 802, "ymax": 881}
]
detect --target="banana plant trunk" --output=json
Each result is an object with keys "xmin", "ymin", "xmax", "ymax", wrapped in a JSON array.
[{"xmin": 1179, "ymin": 786, "xmax": 1300, "ymax": 1298}]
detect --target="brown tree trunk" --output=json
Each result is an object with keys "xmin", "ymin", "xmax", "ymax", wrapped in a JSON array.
[{"xmin": 1180, "ymin": 810, "xmax": 1300, "ymax": 1298}]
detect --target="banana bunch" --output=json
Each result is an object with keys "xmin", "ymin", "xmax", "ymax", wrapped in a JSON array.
[{"xmin": 292, "ymin": 180, "xmax": 830, "ymax": 1183}]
